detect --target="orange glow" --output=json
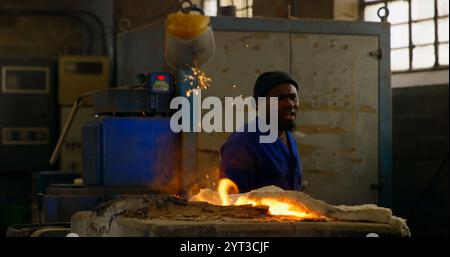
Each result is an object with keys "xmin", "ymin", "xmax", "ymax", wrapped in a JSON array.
[
  {"xmin": 197, "ymin": 178, "xmax": 324, "ymax": 220},
  {"xmin": 217, "ymin": 178, "xmax": 238, "ymax": 205},
  {"xmin": 234, "ymin": 196, "xmax": 322, "ymax": 220}
]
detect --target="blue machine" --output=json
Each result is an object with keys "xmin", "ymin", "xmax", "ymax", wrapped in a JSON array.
[
  {"xmin": 42, "ymin": 71, "xmax": 182, "ymax": 223},
  {"xmin": 83, "ymin": 117, "xmax": 178, "ymax": 187}
]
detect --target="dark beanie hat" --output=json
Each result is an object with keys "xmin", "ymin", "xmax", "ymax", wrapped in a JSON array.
[{"xmin": 253, "ymin": 71, "xmax": 298, "ymax": 98}]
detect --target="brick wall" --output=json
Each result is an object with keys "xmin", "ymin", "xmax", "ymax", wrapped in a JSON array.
[
  {"xmin": 0, "ymin": 0, "xmax": 86, "ymax": 58},
  {"xmin": 393, "ymin": 84, "xmax": 449, "ymax": 237}
]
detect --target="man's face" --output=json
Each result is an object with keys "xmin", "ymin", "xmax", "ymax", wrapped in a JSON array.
[{"xmin": 265, "ymin": 83, "xmax": 299, "ymax": 131}]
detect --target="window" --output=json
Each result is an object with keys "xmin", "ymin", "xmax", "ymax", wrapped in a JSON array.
[
  {"xmin": 202, "ymin": 0, "xmax": 218, "ymax": 16},
  {"xmin": 200, "ymin": 0, "xmax": 253, "ymax": 17},
  {"xmin": 362, "ymin": 0, "xmax": 449, "ymax": 72}
]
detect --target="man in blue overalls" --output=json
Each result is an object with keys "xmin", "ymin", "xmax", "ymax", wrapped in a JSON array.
[{"xmin": 220, "ymin": 71, "xmax": 302, "ymax": 193}]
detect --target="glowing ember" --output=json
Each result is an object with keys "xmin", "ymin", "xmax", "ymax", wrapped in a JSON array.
[
  {"xmin": 199, "ymin": 178, "xmax": 325, "ymax": 220},
  {"xmin": 234, "ymin": 196, "xmax": 322, "ymax": 220}
]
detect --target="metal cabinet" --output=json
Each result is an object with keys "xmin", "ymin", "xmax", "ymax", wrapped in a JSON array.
[{"xmin": 0, "ymin": 59, "xmax": 57, "ymax": 171}]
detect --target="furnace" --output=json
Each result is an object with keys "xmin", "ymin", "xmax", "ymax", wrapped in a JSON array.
[{"xmin": 70, "ymin": 186, "xmax": 410, "ymax": 237}]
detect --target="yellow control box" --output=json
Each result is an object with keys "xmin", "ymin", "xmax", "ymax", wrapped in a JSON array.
[{"xmin": 58, "ymin": 55, "xmax": 110, "ymax": 105}]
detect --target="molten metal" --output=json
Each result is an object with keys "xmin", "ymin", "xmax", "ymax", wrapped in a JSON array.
[
  {"xmin": 217, "ymin": 178, "xmax": 239, "ymax": 205},
  {"xmin": 214, "ymin": 178, "xmax": 323, "ymax": 220}
]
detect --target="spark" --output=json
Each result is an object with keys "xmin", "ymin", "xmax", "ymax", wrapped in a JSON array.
[{"xmin": 183, "ymin": 67, "xmax": 212, "ymax": 96}]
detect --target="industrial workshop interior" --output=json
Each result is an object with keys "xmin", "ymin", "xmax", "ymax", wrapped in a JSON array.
[{"xmin": 0, "ymin": 0, "xmax": 448, "ymax": 240}]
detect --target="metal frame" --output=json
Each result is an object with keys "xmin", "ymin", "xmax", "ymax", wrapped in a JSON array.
[
  {"xmin": 361, "ymin": 0, "xmax": 450, "ymax": 72},
  {"xmin": 209, "ymin": 17, "xmax": 393, "ymax": 207},
  {"xmin": 2, "ymin": 127, "xmax": 49, "ymax": 145},
  {"xmin": 1, "ymin": 66, "xmax": 50, "ymax": 94}
]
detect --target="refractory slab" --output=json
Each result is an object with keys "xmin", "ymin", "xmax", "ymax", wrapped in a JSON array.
[{"xmin": 70, "ymin": 193, "xmax": 408, "ymax": 237}]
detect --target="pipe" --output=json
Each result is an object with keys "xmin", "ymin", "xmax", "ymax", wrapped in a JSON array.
[{"xmin": 49, "ymin": 92, "xmax": 93, "ymax": 166}]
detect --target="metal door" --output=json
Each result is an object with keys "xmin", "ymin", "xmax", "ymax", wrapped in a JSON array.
[{"xmin": 290, "ymin": 34, "xmax": 380, "ymax": 205}]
